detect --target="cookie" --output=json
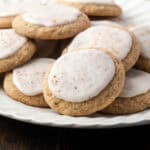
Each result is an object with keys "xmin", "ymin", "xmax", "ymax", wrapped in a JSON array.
[
  {"xmin": 0, "ymin": 29, "xmax": 37, "ymax": 73},
  {"xmin": 129, "ymin": 24, "xmax": 150, "ymax": 73},
  {"xmin": 4, "ymin": 58, "xmax": 55, "ymax": 107},
  {"xmin": 65, "ymin": 24, "xmax": 140, "ymax": 71},
  {"xmin": 12, "ymin": 4, "xmax": 90, "ymax": 40},
  {"xmin": 0, "ymin": 1, "xmax": 23, "ymax": 28},
  {"xmin": 43, "ymin": 49, "xmax": 125, "ymax": 116},
  {"xmin": 103, "ymin": 69, "xmax": 150, "ymax": 115},
  {"xmin": 55, "ymin": 0, "xmax": 122, "ymax": 17}
]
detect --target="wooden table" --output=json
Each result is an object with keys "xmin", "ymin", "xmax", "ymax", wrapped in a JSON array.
[{"xmin": 0, "ymin": 116, "xmax": 149, "ymax": 150}]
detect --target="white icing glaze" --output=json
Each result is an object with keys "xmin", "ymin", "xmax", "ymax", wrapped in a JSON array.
[
  {"xmin": 68, "ymin": 26, "xmax": 132, "ymax": 60},
  {"xmin": 0, "ymin": 29, "xmax": 27, "ymax": 59},
  {"xmin": 22, "ymin": 4, "xmax": 80, "ymax": 27},
  {"xmin": 48, "ymin": 50, "xmax": 115, "ymax": 102},
  {"xmin": 130, "ymin": 24, "xmax": 150, "ymax": 59},
  {"xmin": 64, "ymin": 0, "xmax": 115, "ymax": 5},
  {"xmin": 13, "ymin": 58, "xmax": 55, "ymax": 96},
  {"xmin": 91, "ymin": 20, "xmax": 122, "ymax": 27},
  {"xmin": 120, "ymin": 69, "xmax": 150, "ymax": 98},
  {"xmin": 0, "ymin": 0, "xmax": 22, "ymax": 17}
]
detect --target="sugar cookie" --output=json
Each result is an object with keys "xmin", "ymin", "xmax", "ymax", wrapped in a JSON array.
[
  {"xmin": 54, "ymin": 0, "xmax": 122, "ymax": 17},
  {"xmin": 65, "ymin": 25, "xmax": 140, "ymax": 71},
  {"xmin": 130, "ymin": 25, "xmax": 150, "ymax": 73},
  {"xmin": 12, "ymin": 4, "xmax": 90, "ymax": 40},
  {"xmin": 4, "ymin": 58, "xmax": 55, "ymax": 107},
  {"xmin": 103, "ymin": 69, "xmax": 150, "ymax": 114},
  {"xmin": 43, "ymin": 49, "xmax": 125, "ymax": 116},
  {"xmin": 0, "ymin": 29, "xmax": 37, "ymax": 73}
]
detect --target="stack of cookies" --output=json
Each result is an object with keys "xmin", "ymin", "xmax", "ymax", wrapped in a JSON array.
[{"xmin": 0, "ymin": 0, "xmax": 150, "ymax": 116}]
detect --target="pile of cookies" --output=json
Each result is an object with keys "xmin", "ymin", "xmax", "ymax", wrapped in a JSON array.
[{"xmin": 0, "ymin": 0, "xmax": 150, "ymax": 116}]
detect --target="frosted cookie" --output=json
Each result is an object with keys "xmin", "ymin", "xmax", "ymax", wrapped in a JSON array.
[
  {"xmin": 0, "ymin": 0, "xmax": 23, "ymax": 28},
  {"xmin": 12, "ymin": 4, "xmax": 90, "ymax": 40},
  {"xmin": 4, "ymin": 58, "xmax": 55, "ymax": 107},
  {"xmin": 103, "ymin": 69, "xmax": 150, "ymax": 114},
  {"xmin": 129, "ymin": 25, "xmax": 150, "ymax": 73},
  {"xmin": 0, "ymin": 29, "xmax": 37, "ymax": 73},
  {"xmin": 55, "ymin": 0, "xmax": 122, "ymax": 17},
  {"xmin": 43, "ymin": 49, "xmax": 125, "ymax": 116},
  {"xmin": 65, "ymin": 25, "xmax": 140, "ymax": 71}
]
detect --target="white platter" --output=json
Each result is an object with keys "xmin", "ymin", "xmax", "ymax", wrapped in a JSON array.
[{"xmin": 1, "ymin": 0, "xmax": 150, "ymax": 128}]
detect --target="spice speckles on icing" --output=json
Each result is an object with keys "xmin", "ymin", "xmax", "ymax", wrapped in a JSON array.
[
  {"xmin": 48, "ymin": 50, "xmax": 115, "ymax": 102},
  {"xmin": 0, "ymin": 29, "xmax": 27, "ymax": 59},
  {"xmin": 13, "ymin": 58, "xmax": 55, "ymax": 96},
  {"xmin": 120, "ymin": 69, "xmax": 150, "ymax": 98},
  {"xmin": 130, "ymin": 24, "xmax": 150, "ymax": 59},
  {"xmin": 22, "ymin": 4, "xmax": 80, "ymax": 27},
  {"xmin": 63, "ymin": 0, "xmax": 115, "ymax": 5},
  {"xmin": 68, "ymin": 26, "xmax": 132, "ymax": 60}
]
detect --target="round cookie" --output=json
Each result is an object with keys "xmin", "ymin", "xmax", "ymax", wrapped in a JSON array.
[
  {"xmin": 103, "ymin": 69, "xmax": 150, "ymax": 115},
  {"xmin": 4, "ymin": 58, "xmax": 55, "ymax": 107},
  {"xmin": 43, "ymin": 49, "xmax": 125, "ymax": 116},
  {"xmin": 130, "ymin": 24, "xmax": 150, "ymax": 73},
  {"xmin": 54, "ymin": 0, "xmax": 122, "ymax": 17},
  {"xmin": 12, "ymin": 4, "xmax": 90, "ymax": 40},
  {"xmin": 65, "ymin": 25, "xmax": 140, "ymax": 71},
  {"xmin": 0, "ymin": 29, "xmax": 37, "ymax": 73}
]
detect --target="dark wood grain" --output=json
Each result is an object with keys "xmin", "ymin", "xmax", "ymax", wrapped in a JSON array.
[{"xmin": 0, "ymin": 116, "xmax": 149, "ymax": 150}]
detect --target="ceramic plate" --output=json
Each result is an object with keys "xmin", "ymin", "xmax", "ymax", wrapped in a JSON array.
[{"xmin": 1, "ymin": 0, "xmax": 150, "ymax": 128}]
